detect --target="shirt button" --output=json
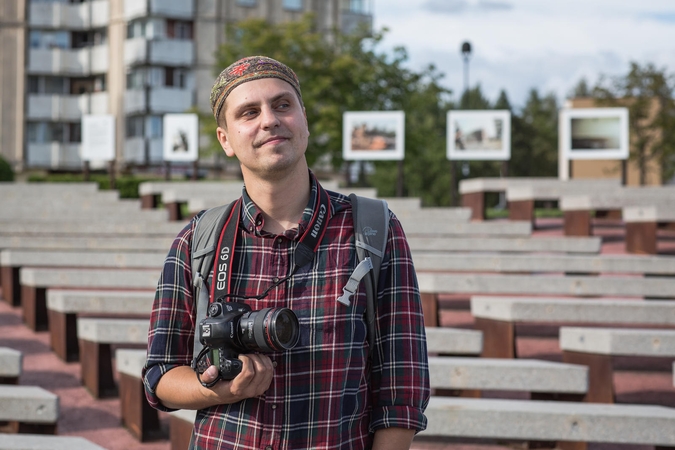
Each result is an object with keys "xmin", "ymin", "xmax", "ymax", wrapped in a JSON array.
[
  {"xmin": 271, "ymin": 404, "xmax": 277, "ymax": 410},
  {"xmin": 256, "ymin": 218, "xmax": 262, "ymax": 226},
  {"xmin": 272, "ymin": 361, "xmax": 278, "ymax": 368},
  {"xmin": 272, "ymin": 277, "xmax": 279, "ymax": 283},
  {"xmin": 265, "ymin": 447, "xmax": 273, "ymax": 450}
]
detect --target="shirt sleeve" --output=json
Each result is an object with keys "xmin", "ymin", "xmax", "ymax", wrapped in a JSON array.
[
  {"xmin": 142, "ymin": 217, "xmax": 199, "ymax": 412},
  {"xmin": 369, "ymin": 212, "xmax": 430, "ymax": 433}
]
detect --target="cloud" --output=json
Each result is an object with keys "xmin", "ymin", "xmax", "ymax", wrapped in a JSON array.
[{"xmin": 422, "ymin": 0, "xmax": 513, "ymax": 14}]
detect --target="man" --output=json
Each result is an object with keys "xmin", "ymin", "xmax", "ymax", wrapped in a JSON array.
[{"xmin": 143, "ymin": 56, "xmax": 429, "ymax": 449}]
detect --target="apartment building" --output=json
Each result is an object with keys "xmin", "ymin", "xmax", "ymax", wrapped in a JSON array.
[{"xmin": 0, "ymin": 0, "xmax": 373, "ymax": 172}]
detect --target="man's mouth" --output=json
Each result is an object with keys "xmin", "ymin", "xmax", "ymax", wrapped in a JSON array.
[{"xmin": 258, "ymin": 136, "xmax": 289, "ymax": 147}]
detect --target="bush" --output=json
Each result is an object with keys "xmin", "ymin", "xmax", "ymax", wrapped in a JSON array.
[
  {"xmin": 26, "ymin": 172, "xmax": 163, "ymax": 199},
  {"xmin": 0, "ymin": 155, "xmax": 14, "ymax": 181}
]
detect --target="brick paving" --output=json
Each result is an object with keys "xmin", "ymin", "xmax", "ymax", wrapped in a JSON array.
[{"xmin": 1, "ymin": 216, "xmax": 674, "ymax": 449}]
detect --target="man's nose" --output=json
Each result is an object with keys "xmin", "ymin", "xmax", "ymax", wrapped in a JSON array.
[{"xmin": 260, "ymin": 106, "xmax": 280, "ymax": 128}]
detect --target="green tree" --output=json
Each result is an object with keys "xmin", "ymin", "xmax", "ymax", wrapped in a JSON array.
[
  {"xmin": 0, "ymin": 154, "xmax": 14, "ymax": 182},
  {"xmin": 214, "ymin": 14, "xmax": 453, "ymax": 204},
  {"xmin": 591, "ymin": 62, "xmax": 675, "ymax": 184}
]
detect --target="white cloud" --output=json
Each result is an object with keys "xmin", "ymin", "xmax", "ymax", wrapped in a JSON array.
[{"xmin": 373, "ymin": 0, "xmax": 675, "ymax": 108}]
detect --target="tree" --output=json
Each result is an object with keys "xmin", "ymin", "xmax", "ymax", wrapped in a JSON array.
[
  {"xmin": 591, "ymin": 62, "xmax": 675, "ymax": 184},
  {"xmin": 214, "ymin": 14, "xmax": 453, "ymax": 204}
]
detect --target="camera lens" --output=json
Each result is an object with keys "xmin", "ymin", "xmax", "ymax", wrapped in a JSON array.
[{"xmin": 249, "ymin": 307, "xmax": 300, "ymax": 353}]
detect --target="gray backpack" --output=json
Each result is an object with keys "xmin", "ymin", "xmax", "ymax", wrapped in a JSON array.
[{"xmin": 190, "ymin": 194, "xmax": 389, "ymax": 358}]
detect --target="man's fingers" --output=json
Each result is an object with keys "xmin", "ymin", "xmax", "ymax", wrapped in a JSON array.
[{"xmin": 201, "ymin": 365, "xmax": 220, "ymax": 384}]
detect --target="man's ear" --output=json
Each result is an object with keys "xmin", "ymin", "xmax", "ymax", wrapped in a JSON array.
[{"xmin": 216, "ymin": 126, "xmax": 235, "ymax": 158}]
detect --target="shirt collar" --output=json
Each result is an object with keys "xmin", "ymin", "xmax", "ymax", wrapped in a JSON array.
[{"xmin": 240, "ymin": 171, "xmax": 320, "ymax": 240}]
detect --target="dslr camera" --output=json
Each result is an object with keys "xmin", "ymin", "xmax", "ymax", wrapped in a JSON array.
[{"xmin": 196, "ymin": 302, "xmax": 300, "ymax": 381}]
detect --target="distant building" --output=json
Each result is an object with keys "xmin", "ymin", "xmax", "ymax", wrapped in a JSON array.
[{"xmin": 0, "ymin": 0, "xmax": 373, "ymax": 172}]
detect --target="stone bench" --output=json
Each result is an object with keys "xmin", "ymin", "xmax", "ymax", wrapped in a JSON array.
[
  {"xmin": 425, "ymin": 327, "xmax": 482, "ymax": 355},
  {"xmin": 458, "ymin": 177, "xmax": 620, "ymax": 222},
  {"xmin": 401, "ymin": 219, "xmax": 531, "ymax": 237},
  {"xmin": 77, "ymin": 317, "xmax": 150, "ymax": 399},
  {"xmin": 417, "ymin": 273, "xmax": 675, "ymax": 327},
  {"xmin": 560, "ymin": 188, "xmax": 675, "ymax": 237},
  {"xmin": 19, "ymin": 267, "xmax": 158, "ymax": 331},
  {"xmin": 47, "ymin": 290, "xmax": 154, "ymax": 361},
  {"xmin": 0, "ymin": 347, "xmax": 22, "ymax": 384},
  {"xmin": 623, "ymin": 204, "xmax": 675, "ymax": 254},
  {"xmin": 138, "ymin": 180, "xmax": 237, "ymax": 209},
  {"xmin": 0, "ymin": 207, "xmax": 169, "ymax": 224},
  {"xmin": 429, "ymin": 356, "xmax": 587, "ymax": 400},
  {"xmin": 412, "ymin": 251, "xmax": 675, "ymax": 276},
  {"xmin": 560, "ymin": 327, "xmax": 675, "ymax": 404},
  {"xmin": 0, "ymin": 434, "xmax": 105, "ymax": 450},
  {"xmin": 407, "ymin": 235, "xmax": 602, "ymax": 254},
  {"xmin": 419, "ymin": 396, "xmax": 675, "ymax": 449},
  {"xmin": 116, "ymin": 348, "xmax": 162, "ymax": 442},
  {"xmin": 0, "ymin": 220, "xmax": 187, "ymax": 237},
  {"xmin": 0, "ymin": 181, "xmax": 99, "ymax": 194},
  {"xmin": 1, "ymin": 249, "xmax": 164, "ymax": 307},
  {"xmin": 0, "ymin": 235, "xmax": 174, "ymax": 253},
  {"xmin": 0, "ymin": 385, "xmax": 59, "ymax": 434},
  {"xmin": 470, "ymin": 296, "xmax": 675, "ymax": 360}
]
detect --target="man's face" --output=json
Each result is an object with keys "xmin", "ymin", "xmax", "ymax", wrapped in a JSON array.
[{"xmin": 216, "ymin": 78, "xmax": 309, "ymax": 179}]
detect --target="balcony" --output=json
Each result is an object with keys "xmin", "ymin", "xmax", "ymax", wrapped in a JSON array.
[
  {"xmin": 27, "ymin": 45, "xmax": 109, "ymax": 76},
  {"xmin": 125, "ymin": 87, "xmax": 193, "ymax": 115},
  {"xmin": 26, "ymin": 143, "xmax": 82, "ymax": 169},
  {"xmin": 124, "ymin": 38, "xmax": 194, "ymax": 66},
  {"xmin": 124, "ymin": 137, "xmax": 163, "ymax": 164},
  {"xmin": 124, "ymin": 0, "xmax": 193, "ymax": 20},
  {"xmin": 340, "ymin": 10, "xmax": 373, "ymax": 34},
  {"xmin": 29, "ymin": 0, "xmax": 109, "ymax": 30},
  {"xmin": 27, "ymin": 92, "xmax": 108, "ymax": 122}
]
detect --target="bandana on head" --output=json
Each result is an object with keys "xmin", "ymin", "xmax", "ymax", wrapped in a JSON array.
[{"xmin": 210, "ymin": 56, "xmax": 303, "ymax": 122}]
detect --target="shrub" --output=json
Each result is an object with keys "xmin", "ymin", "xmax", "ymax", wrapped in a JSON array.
[{"xmin": 0, "ymin": 155, "xmax": 14, "ymax": 181}]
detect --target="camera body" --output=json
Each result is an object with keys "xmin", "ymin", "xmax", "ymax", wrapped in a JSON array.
[{"xmin": 198, "ymin": 301, "xmax": 300, "ymax": 380}]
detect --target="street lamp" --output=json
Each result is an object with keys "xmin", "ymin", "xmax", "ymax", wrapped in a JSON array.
[
  {"xmin": 452, "ymin": 41, "xmax": 473, "ymax": 205},
  {"xmin": 461, "ymin": 41, "xmax": 472, "ymax": 97}
]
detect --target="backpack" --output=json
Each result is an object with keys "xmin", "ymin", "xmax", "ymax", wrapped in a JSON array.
[{"xmin": 190, "ymin": 194, "xmax": 389, "ymax": 359}]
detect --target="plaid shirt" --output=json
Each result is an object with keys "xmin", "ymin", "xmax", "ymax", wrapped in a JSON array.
[{"xmin": 143, "ymin": 175, "xmax": 429, "ymax": 449}]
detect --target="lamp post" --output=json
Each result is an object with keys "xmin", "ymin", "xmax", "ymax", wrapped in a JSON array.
[{"xmin": 452, "ymin": 41, "xmax": 472, "ymax": 206}]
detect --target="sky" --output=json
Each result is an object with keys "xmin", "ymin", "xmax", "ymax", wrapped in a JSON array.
[{"xmin": 372, "ymin": 0, "xmax": 675, "ymax": 110}]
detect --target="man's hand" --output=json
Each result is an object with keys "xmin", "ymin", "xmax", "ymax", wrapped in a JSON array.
[{"xmin": 156, "ymin": 353, "xmax": 275, "ymax": 410}]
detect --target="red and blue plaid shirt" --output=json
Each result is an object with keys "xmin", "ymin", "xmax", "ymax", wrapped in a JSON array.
[{"xmin": 143, "ymin": 175, "xmax": 429, "ymax": 449}]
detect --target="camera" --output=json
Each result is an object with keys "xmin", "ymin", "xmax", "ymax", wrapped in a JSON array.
[{"xmin": 197, "ymin": 302, "xmax": 300, "ymax": 380}]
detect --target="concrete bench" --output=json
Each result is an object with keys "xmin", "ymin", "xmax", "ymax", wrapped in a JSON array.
[
  {"xmin": 0, "ymin": 207, "xmax": 169, "ymax": 224},
  {"xmin": 560, "ymin": 327, "xmax": 675, "ymax": 404},
  {"xmin": 47, "ymin": 290, "xmax": 154, "ymax": 361},
  {"xmin": 0, "ymin": 435, "xmax": 105, "ymax": 450},
  {"xmin": 412, "ymin": 251, "xmax": 675, "ymax": 276},
  {"xmin": 0, "ymin": 220, "xmax": 187, "ymax": 237},
  {"xmin": 0, "ymin": 181, "xmax": 99, "ymax": 194},
  {"xmin": 1, "ymin": 249, "xmax": 164, "ymax": 307},
  {"xmin": 471, "ymin": 296, "xmax": 675, "ymax": 357},
  {"xmin": 458, "ymin": 177, "xmax": 620, "ymax": 221},
  {"xmin": 0, "ymin": 235, "xmax": 174, "ymax": 252},
  {"xmin": 138, "ymin": 180, "xmax": 238, "ymax": 209},
  {"xmin": 18, "ymin": 267, "xmax": 158, "ymax": 331},
  {"xmin": 429, "ymin": 357, "xmax": 587, "ymax": 400},
  {"xmin": 400, "ymin": 219, "xmax": 531, "ymax": 237},
  {"xmin": 77, "ymin": 317, "xmax": 150, "ymax": 399},
  {"xmin": 116, "ymin": 348, "xmax": 162, "ymax": 442},
  {"xmin": 419, "ymin": 396, "xmax": 675, "ymax": 449},
  {"xmin": 417, "ymin": 272, "xmax": 675, "ymax": 327},
  {"xmin": 0, "ymin": 347, "xmax": 22, "ymax": 384},
  {"xmin": 407, "ymin": 235, "xmax": 602, "ymax": 254},
  {"xmin": 425, "ymin": 327, "xmax": 482, "ymax": 355},
  {"xmin": 0, "ymin": 385, "xmax": 58, "ymax": 434},
  {"xmin": 623, "ymin": 204, "xmax": 675, "ymax": 254},
  {"xmin": 560, "ymin": 188, "xmax": 675, "ymax": 237},
  {"xmin": 169, "ymin": 409, "xmax": 196, "ymax": 450}
]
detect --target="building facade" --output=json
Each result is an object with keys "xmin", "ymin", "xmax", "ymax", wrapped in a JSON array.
[{"xmin": 0, "ymin": 0, "xmax": 372, "ymax": 172}]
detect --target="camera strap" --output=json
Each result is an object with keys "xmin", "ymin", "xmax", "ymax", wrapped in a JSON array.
[{"xmin": 209, "ymin": 184, "xmax": 333, "ymax": 304}]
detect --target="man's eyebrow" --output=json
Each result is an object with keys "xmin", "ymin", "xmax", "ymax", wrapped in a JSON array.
[{"xmin": 230, "ymin": 90, "xmax": 297, "ymax": 116}]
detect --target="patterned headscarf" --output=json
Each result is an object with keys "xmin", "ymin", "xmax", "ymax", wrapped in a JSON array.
[{"xmin": 210, "ymin": 56, "xmax": 303, "ymax": 123}]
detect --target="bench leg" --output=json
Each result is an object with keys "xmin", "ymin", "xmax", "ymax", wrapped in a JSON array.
[
  {"xmin": 0, "ymin": 421, "xmax": 57, "ymax": 434},
  {"xmin": 557, "ymin": 441, "xmax": 587, "ymax": 450},
  {"xmin": 474, "ymin": 317, "xmax": 516, "ymax": 358},
  {"xmin": 563, "ymin": 210, "xmax": 591, "ymax": 237},
  {"xmin": 140, "ymin": 193, "xmax": 159, "ymax": 209},
  {"xmin": 166, "ymin": 202, "xmax": 184, "ymax": 221},
  {"xmin": 22, "ymin": 286, "xmax": 48, "ymax": 332},
  {"xmin": 49, "ymin": 310, "xmax": 79, "ymax": 362},
  {"xmin": 0, "ymin": 266, "xmax": 21, "ymax": 306},
  {"xmin": 119, "ymin": 372, "xmax": 161, "ymax": 441},
  {"xmin": 80, "ymin": 339, "xmax": 117, "ymax": 399},
  {"xmin": 461, "ymin": 192, "xmax": 485, "ymax": 221},
  {"xmin": 420, "ymin": 293, "xmax": 438, "ymax": 327},
  {"xmin": 0, "ymin": 376, "xmax": 19, "ymax": 384},
  {"xmin": 562, "ymin": 351, "xmax": 614, "ymax": 403},
  {"xmin": 170, "ymin": 416, "xmax": 195, "ymax": 450},
  {"xmin": 508, "ymin": 200, "xmax": 535, "ymax": 226},
  {"xmin": 625, "ymin": 222, "xmax": 657, "ymax": 255}
]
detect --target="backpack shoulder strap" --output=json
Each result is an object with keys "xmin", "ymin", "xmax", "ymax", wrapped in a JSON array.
[
  {"xmin": 348, "ymin": 194, "xmax": 389, "ymax": 350},
  {"xmin": 191, "ymin": 201, "xmax": 236, "ymax": 357}
]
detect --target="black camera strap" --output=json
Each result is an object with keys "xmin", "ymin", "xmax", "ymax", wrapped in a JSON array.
[{"xmin": 209, "ymin": 184, "xmax": 332, "ymax": 305}]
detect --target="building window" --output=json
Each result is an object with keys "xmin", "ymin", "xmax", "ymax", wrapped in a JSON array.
[
  {"xmin": 68, "ymin": 123, "xmax": 81, "ymax": 143},
  {"xmin": 127, "ymin": 68, "xmax": 145, "ymax": 89},
  {"xmin": 164, "ymin": 67, "xmax": 187, "ymax": 88},
  {"xmin": 148, "ymin": 116, "xmax": 163, "ymax": 139},
  {"xmin": 126, "ymin": 19, "xmax": 147, "ymax": 39},
  {"xmin": 167, "ymin": 20, "xmax": 193, "ymax": 40},
  {"xmin": 283, "ymin": 0, "xmax": 303, "ymax": 10},
  {"xmin": 347, "ymin": 0, "xmax": 370, "ymax": 13},
  {"xmin": 237, "ymin": 0, "xmax": 257, "ymax": 6},
  {"xmin": 29, "ymin": 30, "xmax": 70, "ymax": 49},
  {"xmin": 126, "ymin": 116, "xmax": 145, "ymax": 138}
]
